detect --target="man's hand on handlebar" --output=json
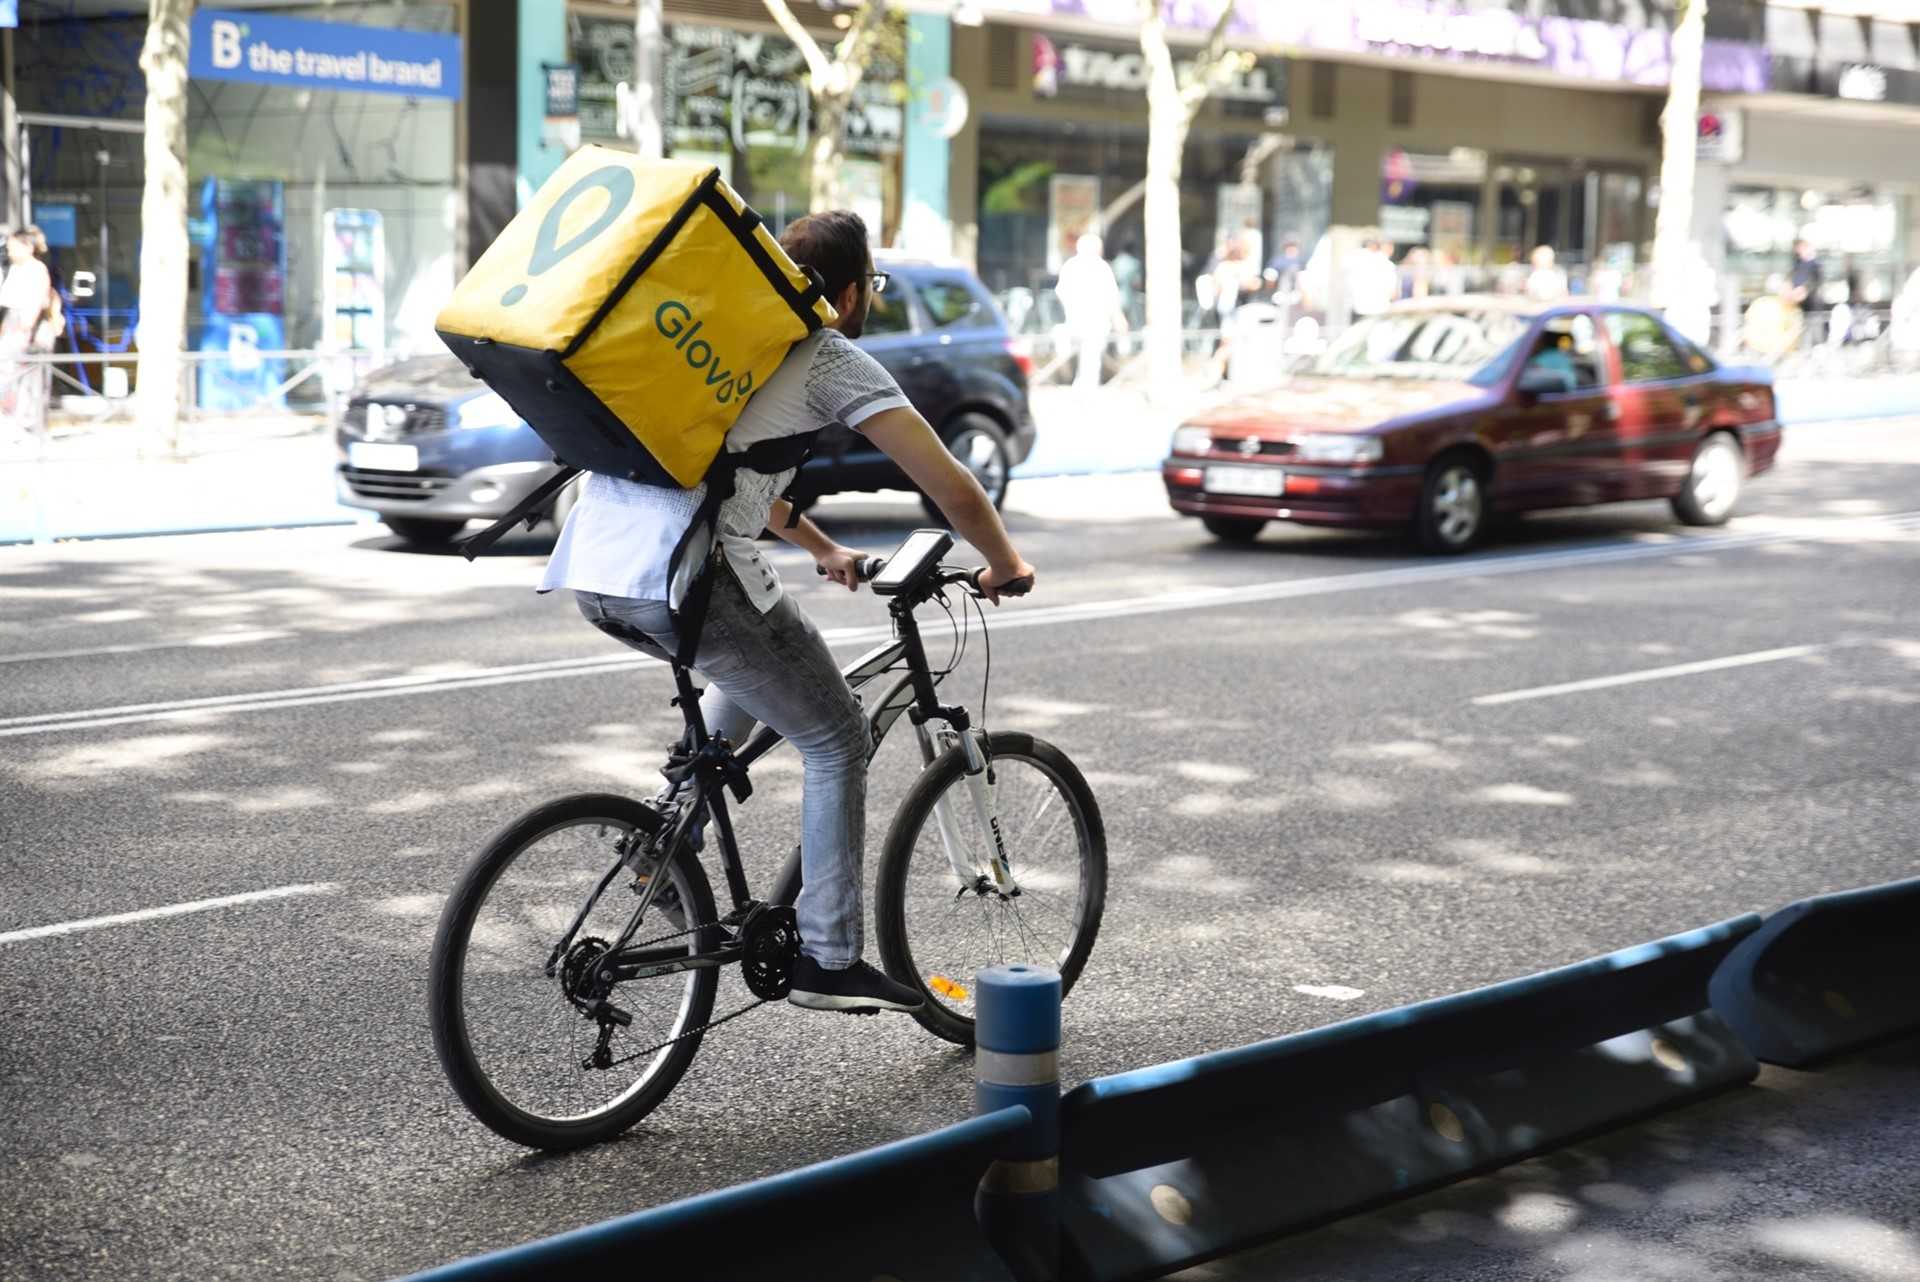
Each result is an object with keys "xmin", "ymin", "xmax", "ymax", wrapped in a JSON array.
[
  {"xmin": 974, "ymin": 556, "xmax": 1037, "ymax": 606},
  {"xmin": 815, "ymin": 545, "xmax": 868, "ymax": 592}
]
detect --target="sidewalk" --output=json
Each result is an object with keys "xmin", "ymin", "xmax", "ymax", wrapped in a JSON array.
[
  {"xmin": 5, "ymin": 373, "xmax": 1919, "ymax": 545},
  {"xmin": 1, "ymin": 416, "xmax": 361, "ymax": 544}
]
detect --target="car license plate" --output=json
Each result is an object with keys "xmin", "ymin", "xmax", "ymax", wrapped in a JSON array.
[
  {"xmin": 1203, "ymin": 465, "xmax": 1284, "ymax": 497},
  {"xmin": 348, "ymin": 441, "xmax": 419, "ymax": 472}
]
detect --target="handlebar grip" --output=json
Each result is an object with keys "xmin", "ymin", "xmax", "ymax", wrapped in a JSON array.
[
  {"xmin": 816, "ymin": 556, "xmax": 888, "ymax": 581},
  {"xmin": 971, "ymin": 569, "xmax": 1035, "ymax": 597}
]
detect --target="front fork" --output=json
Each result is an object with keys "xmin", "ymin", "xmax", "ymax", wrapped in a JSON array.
[{"xmin": 914, "ymin": 721, "xmax": 1017, "ymax": 894}]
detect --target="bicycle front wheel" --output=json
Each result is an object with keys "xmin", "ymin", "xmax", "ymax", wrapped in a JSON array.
[
  {"xmin": 428, "ymin": 793, "xmax": 719, "ymax": 1150},
  {"xmin": 876, "ymin": 731, "xmax": 1107, "ymax": 1045}
]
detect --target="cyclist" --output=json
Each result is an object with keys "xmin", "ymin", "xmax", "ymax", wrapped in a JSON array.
[{"xmin": 540, "ymin": 210, "xmax": 1036, "ymax": 1015}]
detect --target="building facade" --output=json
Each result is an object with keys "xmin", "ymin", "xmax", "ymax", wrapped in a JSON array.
[{"xmin": 4, "ymin": 0, "xmax": 1915, "ymax": 379}]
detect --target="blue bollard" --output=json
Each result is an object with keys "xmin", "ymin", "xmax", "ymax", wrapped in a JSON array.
[{"xmin": 975, "ymin": 964, "xmax": 1062, "ymax": 1282}]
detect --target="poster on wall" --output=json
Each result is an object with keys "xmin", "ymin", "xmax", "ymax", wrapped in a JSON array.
[
  {"xmin": 1430, "ymin": 200, "xmax": 1475, "ymax": 256},
  {"xmin": 1215, "ymin": 182, "xmax": 1264, "ymax": 267},
  {"xmin": 323, "ymin": 208, "xmax": 386, "ymax": 352},
  {"xmin": 1378, "ymin": 204, "xmax": 1431, "ymax": 245},
  {"xmin": 1047, "ymin": 174, "xmax": 1100, "ymax": 275},
  {"xmin": 195, "ymin": 177, "xmax": 287, "ymax": 411}
]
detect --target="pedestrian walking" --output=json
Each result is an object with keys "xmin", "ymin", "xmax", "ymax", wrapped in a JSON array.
[
  {"xmin": 1524, "ymin": 244, "xmax": 1570, "ymax": 302},
  {"xmin": 1055, "ymin": 233, "xmax": 1126, "ymax": 390},
  {"xmin": 0, "ymin": 226, "xmax": 62, "ymax": 448}
]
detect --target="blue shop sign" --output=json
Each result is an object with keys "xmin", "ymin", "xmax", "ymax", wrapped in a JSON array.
[
  {"xmin": 189, "ymin": 9, "xmax": 461, "ymax": 100},
  {"xmin": 35, "ymin": 203, "xmax": 78, "ymax": 248}
]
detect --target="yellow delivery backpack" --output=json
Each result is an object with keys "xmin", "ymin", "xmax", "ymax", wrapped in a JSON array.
[{"xmin": 436, "ymin": 147, "xmax": 838, "ymax": 557}]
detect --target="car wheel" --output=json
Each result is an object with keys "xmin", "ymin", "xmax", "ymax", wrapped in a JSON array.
[
  {"xmin": 1671, "ymin": 432, "xmax": 1743, "ymax": 527},
  {"xmin": 1201, "ymin": 515, "xmax": 1267, "ymax": 544},
  {"xmin": 922, "ymin": 413, "xmax": 1011, "ymax": 525},
  {"xmin": 384, "ymin": 516, "xmax": 465, "ymax": 547},
  {"xmin": 1414, "ymin": 454, "xmax": 1487, "ymax": 554}
]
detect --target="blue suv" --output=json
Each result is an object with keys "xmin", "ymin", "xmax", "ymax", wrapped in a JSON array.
[{"xmin": 335, "ymin": 255, "xmax": 1035, "ymax": 547}]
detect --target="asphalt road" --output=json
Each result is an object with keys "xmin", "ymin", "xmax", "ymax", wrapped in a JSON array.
[{"xmin": 2, "ymin": 420, "xmax": 1917, "ymax": 1281}]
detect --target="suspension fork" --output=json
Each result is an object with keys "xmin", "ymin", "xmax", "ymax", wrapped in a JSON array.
[{"xmin": 897, "ymin": 597, "xmax": 1016, "ymax": 894}]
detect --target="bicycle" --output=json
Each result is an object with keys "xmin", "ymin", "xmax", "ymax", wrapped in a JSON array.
[{"xmin": 427, "ymin": 529, "xmax": 1108, "ymax": 1150}]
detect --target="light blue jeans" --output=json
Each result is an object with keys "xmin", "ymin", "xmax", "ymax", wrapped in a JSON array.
[{"xmin": 574, "ymin": 569, "xmax": 869, "ymax": 968}]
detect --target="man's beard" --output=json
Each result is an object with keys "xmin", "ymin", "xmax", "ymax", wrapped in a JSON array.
[{"xmin": 839, "ymin": 286, "xmax": 869, "ymax": 340}]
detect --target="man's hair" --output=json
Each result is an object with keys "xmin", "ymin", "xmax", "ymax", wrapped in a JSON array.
[{"xmin": 779, "ymin": 210, "xmax": 870, "ymax": 300}]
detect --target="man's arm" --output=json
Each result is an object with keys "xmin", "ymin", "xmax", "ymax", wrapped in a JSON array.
[
  {"xmin": 765, "ymin": 499, "xmax": 869, "ymax": 591},
  {"xmin": 860, "ymin": 406, "xmax": 1035, "ymax": 599}
]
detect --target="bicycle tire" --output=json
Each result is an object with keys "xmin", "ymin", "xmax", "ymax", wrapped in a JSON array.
[
  {"xmin": 875, "ymin": 731, "xmax": 1107, "ymax": 1046},
  {"xmin": 428, "ymin": 793, "xmax": 719, "ymax": 1150}
]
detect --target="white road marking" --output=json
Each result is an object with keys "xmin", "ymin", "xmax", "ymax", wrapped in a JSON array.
[
  {"xmin": 0, "ymin": 882, "xmax": 341, "ymax": 946},
  {"xmin": 1472, "ymin": 644, "xmax": 1827, "ymax": 706},
  {"xmin": 1295, "ymin": 984, "xmax": 1366, "ymax": 1001},
  {"xmin": 5, "ymin": 511, "xmax": 1918, "ymax": 740},
  {"xmin": 0, "ymin": 629, "xmax": 291, "ymax": 665}
]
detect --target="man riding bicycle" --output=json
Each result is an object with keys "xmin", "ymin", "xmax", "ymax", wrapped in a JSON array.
[{"xmin": 539, "ymin": 210, "xmax": 1037, "ymax": 1015}]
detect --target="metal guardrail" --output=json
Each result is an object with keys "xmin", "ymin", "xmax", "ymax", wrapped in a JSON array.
[{"xmin": 7, "ymin": 347, "xmax": 414, "ymax": 429}]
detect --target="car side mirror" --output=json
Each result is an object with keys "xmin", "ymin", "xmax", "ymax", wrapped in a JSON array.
[{"xmin": 1516, "ymin": 364, "xmax": 1575, "ymax": 399}]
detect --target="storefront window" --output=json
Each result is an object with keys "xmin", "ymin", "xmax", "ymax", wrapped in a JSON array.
[
  {"xmin": 1379, "ymin": 147, "xmax": 1485, "ymax": 263},
  {"xmin": 976, "ymin": 116, "xmax": 1330, "ymax": 313},
  {"xmin": 1724, "ymin": 185, "xmax": 1909, "ymax": 307},
  {"xmin": 18, "ymin": 2, "xmax": 459, "ymax": 407},
  {"xmin": 569, "ymin": 12, "xmax": 906, "ymax": 242}
]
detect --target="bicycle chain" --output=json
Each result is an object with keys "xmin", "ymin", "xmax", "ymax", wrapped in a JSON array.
[{"xmin": 596, "ymin": 994, "xmax": 773, "ymax": 1069}]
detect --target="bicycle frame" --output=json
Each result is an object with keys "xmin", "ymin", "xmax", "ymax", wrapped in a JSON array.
[{"xmin": 559, "ymin": 578, "xmax": 1010, "ymax": 991}]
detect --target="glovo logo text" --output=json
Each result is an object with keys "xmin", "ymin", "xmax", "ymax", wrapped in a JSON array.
[{"xmin": 655, "ymin": 301, "xmax": 754, "ymax": 405}]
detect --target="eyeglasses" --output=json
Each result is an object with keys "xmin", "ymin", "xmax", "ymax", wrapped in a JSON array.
[{"xmin": 866, "ymin": 271, "xmax": 890, "ymax": 295}]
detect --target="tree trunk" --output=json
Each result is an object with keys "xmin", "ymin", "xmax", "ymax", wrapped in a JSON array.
[
  {"xmin": 809, "ymin": 91, "xmax": 850, "ymax": 210},
  {"xmin": 136, "ymin": 0, "xmax": 194, "ymax": 454},
  {"xmin": 1140, "ymin": 7, "xmax": 1187, "ymax": 393},
  {"xmin": 1651, "ymin": 0, "xmax": 1704, "ymax": 312},
  {"xmin": 629, "ymin": 0, "xmax": 666, "ymax": 160},
  {"xmin": 762, "ymin": 0, "xmax": 874, "ymax": 214}
]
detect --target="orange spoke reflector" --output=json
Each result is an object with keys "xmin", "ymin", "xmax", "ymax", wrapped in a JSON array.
[{"xmin": 928, "ymin": 975, "xmax": 970, "ymax": 1001}]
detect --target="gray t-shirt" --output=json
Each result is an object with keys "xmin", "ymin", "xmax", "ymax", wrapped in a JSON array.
[{"xmin": 540, "ymin": 328, "xmax": 911, "ymax": 610}]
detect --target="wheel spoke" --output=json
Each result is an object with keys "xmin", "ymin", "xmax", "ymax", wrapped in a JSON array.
[
  {"xmin": 441, "ymin": 811, "xmax": 713, "ymax": 1138},
  {"xmin": 889, "ymin": 748, "xmax": 1101, "ymax": 1036}
]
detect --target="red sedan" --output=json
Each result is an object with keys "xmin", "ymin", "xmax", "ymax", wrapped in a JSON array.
[{"xmin": 1164, "ymin": 299, "xmax": 1781, "ymax": 552}]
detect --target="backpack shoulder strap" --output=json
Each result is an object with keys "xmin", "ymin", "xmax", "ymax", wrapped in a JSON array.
[
  {"xmin": 663, "ymin": 428, "xmax": 824, "ymax": 665},
  {"xmin": 458, "ymin": 464, "xmax": 582, "ymax": 561}
]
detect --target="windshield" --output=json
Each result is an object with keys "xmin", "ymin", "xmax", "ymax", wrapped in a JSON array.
[{"xmin": 1313, "ymin": 310, "xmax": 1533, "ymax": 384}]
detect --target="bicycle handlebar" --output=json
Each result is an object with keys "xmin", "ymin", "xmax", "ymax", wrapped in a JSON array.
[{"xmin": 815, "ymin": 558, "xmax": 1034, "ymax": 598}]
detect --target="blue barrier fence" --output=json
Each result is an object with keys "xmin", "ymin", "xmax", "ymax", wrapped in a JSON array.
[
  {"xmin": 409, "ymin": 880, "xmax": 1920, "ymax": 1282},
  {"xmin": 1055, "ymin": 916, "xmax": 1760, "ymax": 1282},
  {"xmin": 1711, "ymin": 875, "xmax": 1920, "ymax": 1070},
  {"xmin": 397, "ymin": 1106, "xmax": 1031, "ymax": 1282}
]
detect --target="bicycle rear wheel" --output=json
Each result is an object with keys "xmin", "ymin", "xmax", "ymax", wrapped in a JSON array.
[
  {"xmin": 875, "ymin": 731, "xmax": 1106, "ymax": 1046},
  {"xmin": 428, "ymin": 793, "xmax": 718, "ymax": 1150}
]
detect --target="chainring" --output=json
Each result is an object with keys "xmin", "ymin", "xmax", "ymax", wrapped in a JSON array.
[{"xmin": 739, "ymin": 905, "xmax": 800, "ymax": 1001}]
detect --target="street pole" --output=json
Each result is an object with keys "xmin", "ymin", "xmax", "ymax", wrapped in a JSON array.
[
  {"xmin": 629, "ymin": 0, "xmax": 665, "ymax": 160},
  {"xmin": 98, "ymin": 146, "xmax": 111, "ymax": 337},
  {"xmin": 1, "ymin": 28, "xmax": 19, "ymax": 227}
]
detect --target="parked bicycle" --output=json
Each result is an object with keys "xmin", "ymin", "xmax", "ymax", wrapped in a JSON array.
[{"xmin": 428, "ymin": 529, "xmax": 1107, "ymax": 1150}]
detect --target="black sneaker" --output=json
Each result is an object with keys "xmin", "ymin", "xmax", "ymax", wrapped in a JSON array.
[{"xmin": 787, "ymin": 958, "xmax": 925, "ymax": 1014}]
